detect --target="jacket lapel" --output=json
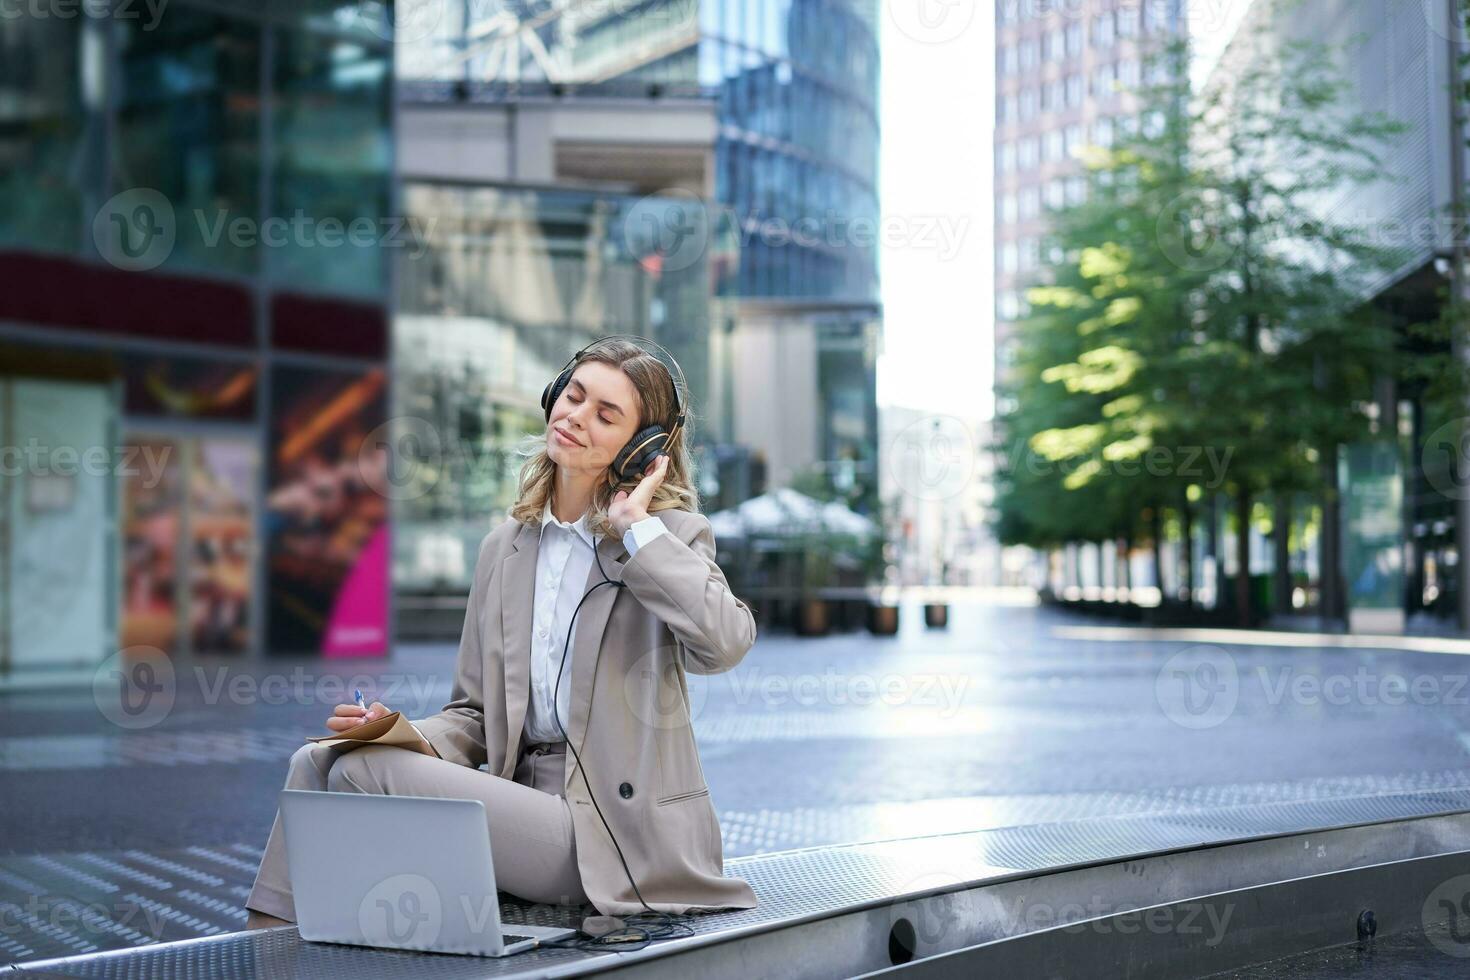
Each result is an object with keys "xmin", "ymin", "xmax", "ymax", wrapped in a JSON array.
[
  {"xmin": 498, "ymin": 521, "xmax": 538, "ymax": 778},
  {"xmin": 499, "ymin": 517, "xmax": 629, "ymax": 780}
]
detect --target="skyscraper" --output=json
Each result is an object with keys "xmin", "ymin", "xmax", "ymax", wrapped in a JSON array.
[{"xmin": 992, "ymin": 0, "xmax": 1185, "ymax": 411}]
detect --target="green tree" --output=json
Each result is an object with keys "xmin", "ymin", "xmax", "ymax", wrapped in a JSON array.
[
  {"xmin": 1184, "ymin": 26, "xmax": 1408, "ymax": 623},
  {"xmin": 996, "ymin": 16, "xmax": 1413, "ymax": 626}
]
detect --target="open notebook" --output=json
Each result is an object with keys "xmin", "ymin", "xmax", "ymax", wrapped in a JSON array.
[{"xmin": 304, "ymin": 711, "xmax": 439, "ymax": 757}]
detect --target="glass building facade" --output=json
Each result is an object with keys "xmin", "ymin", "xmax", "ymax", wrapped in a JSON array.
[
  {"xmin": 0, "ymin": 1, "xmax": 395, "ymax": 673},
  {"xmin": 700, "ymin": 0, "xmax": 880, "ymax": 306},
  {"xmin": 395, "ymin": 0, "xmax": 882, "ymax": 551},
  {"xmin": 398, "ymin": 0, "xmax": 879, "ymax": 306}
]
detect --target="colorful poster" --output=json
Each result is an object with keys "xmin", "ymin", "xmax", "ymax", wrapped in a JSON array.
[
  {"xmin": 121, "ymin": 436, "xmax": 183, "ymax": 655},
  {"xmin": 189, "ymin": 438, "xmax": 256, "ymax": 654},
  {"xmin": 266, "ymin": 364, "xmax": 389, "ymax": 657}
]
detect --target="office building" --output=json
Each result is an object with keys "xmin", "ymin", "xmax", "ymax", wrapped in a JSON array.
[{"xmin": 992, "ymin": 0, "xmax": 1186, "ymax": 406}]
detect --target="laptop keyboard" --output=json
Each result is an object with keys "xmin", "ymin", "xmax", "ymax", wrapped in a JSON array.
[{"xmin": 502, "ymin": 933, "xmax": 535, "ymax": 946}]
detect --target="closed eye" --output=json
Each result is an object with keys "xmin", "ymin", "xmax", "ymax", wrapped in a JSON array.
[{"xmin": 568, "ymin": 395, "xmax": 612, "ymax": 424}]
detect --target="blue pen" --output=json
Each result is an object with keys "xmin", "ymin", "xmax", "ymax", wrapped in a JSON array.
[{"xmin": 354, "ymin": 688, "xmax": 369, "ymax": 724}]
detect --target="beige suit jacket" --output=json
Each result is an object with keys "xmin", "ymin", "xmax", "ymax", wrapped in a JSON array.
[{"xmin": 412, "ymin": 506, "xmax": 761, "ymax": 916}]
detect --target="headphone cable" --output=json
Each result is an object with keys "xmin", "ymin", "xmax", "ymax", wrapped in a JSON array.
[{"xmin": 537, "ymin": 519, "xmax": 695, "ymax": 951}]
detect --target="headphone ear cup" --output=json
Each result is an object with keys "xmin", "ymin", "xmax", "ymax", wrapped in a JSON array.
[
  {"xmin": 612, "ymin": 425, "xmax": 667, "ymax": 482},
  {"xmin": 542, "ymin": 370, "xmax": 571, "ymax": 422}
]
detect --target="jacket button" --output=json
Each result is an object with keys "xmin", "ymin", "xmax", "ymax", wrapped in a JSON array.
[{"xmin": 619, "ymin": 782, "xmax": 633, "ymax": 799}]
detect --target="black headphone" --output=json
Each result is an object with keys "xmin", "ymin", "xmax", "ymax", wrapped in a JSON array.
[{"xmin": 540, "ymin": 335, "xmax": 687, "ymax": 487}]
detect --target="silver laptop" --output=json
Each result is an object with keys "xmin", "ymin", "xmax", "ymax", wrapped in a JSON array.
[{"xmin": 280, "ymin": 789, "xmax": 579, "ymax": 956}]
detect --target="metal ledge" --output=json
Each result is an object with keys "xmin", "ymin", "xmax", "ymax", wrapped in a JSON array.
[
  {"xmin": 856, "ymin": 850, "xmax": 1470, "ymax": 978},
  {"xmin": 12, "ymin": 788, "xmax": 1470, "ymax": 978}
]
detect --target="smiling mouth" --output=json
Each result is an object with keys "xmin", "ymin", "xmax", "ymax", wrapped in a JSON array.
[{"xmin": 554, "ymin": 428, "xmax": 583, "ymax": 446}]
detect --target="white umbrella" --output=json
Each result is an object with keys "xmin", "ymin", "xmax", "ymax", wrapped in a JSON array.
[
  {"xmin": 709, "ymin": 488, "xmax": 874, "ymax": 541},
  {"xmin": 820, "ymin": 500, "xmax": 876, "ymax": 538},
  {"xmin": 708, "ymin": 508, "xmax": 745, "ymax": 540}
]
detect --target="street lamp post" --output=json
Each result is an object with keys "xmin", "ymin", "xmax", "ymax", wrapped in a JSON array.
[{"xmin": 1448, "ymin": 2, "xmax": 1470, "ymax": 635}]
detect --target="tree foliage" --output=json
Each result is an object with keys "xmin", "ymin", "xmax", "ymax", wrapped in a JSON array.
[{"xmin": 994, "ymin": 17, "xmax": 1420, "ymax": 621}]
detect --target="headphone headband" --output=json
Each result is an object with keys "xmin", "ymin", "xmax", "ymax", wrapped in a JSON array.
[{"xmin": 544, "ymin": 334, "xmax": 687, "ymax": 434}]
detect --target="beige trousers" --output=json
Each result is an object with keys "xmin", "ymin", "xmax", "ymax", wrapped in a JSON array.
[{"xmin": 245, "ymin": 738, "xmax": 590, "ymax": 921}]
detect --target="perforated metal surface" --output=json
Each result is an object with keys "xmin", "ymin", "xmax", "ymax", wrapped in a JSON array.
[{"xmin": 15, "ymin": 786, "xmax": 1470, "ymax": 978}]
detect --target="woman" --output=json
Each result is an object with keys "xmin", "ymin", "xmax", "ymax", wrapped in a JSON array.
[{"xmin": 245, "ymin": 336, "xmax": 759, "ymax": 928}]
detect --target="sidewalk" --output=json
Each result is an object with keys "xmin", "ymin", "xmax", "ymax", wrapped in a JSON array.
[{"xmin": 6, "ymin": 602, "xmax": 1470, "ymax": 963}]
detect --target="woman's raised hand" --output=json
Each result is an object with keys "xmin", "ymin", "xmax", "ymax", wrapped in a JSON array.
[
  {"xmin": 610, "ymin": 453, "xmax": 669, "ymax": 536},
  {"xmin": 325, "ymin": 700, "xmax": 389, "ymax": 733}
]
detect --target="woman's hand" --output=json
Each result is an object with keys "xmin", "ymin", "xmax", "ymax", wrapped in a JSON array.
[
  {"xmin": 325, "ymin": 700, "xmax": 389, "ymax": 733},
  {"xmin": 609, "ymin": 454, "xmax": 668, "ymax": 537}
]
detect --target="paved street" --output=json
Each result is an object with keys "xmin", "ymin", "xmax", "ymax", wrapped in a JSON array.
[{"xmin": 5, "ymin": 600, "xmax": 1470, "ymax": 964}]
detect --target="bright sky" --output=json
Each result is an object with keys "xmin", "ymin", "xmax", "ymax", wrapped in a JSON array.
[
  {"xmin": 876, "ymin": 5, "xmax": 995, "ymax": 421},
  {"xmin": 875, "ymin": 1, "xmax": 1255, "ymax": 423}
]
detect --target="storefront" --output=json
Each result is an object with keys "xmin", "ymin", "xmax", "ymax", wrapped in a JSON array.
[{"xmin": 0, "ymin": 1, "xmax": 395, "ymax": 682}]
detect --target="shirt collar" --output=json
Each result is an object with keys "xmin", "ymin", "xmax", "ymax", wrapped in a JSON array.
[{"xmin": 540, "ymin": 498, "xmax": 597, "ymax": 550}]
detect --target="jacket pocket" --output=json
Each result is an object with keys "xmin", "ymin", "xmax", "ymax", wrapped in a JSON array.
[{"xmin": 655, "ymin": 787, "xmax": 711, "ymax": 806}]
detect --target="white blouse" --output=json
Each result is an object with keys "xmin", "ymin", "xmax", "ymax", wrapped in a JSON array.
[
  {"xmin": 408, "ymin": 504, "xmax": 668, "ymax": 753},
  {"xmin": 521, "ymin": 500, "xmax": 668, "ymax": 744}
]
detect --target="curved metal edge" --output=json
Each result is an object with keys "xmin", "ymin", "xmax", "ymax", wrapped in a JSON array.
[
  {"xmin": 855, "ymin": 849, "xmax": 1470, "ymax": 979},
  {"xmin": 14, "ymin": 791, "xmax": 1470, "ymax": 978}
]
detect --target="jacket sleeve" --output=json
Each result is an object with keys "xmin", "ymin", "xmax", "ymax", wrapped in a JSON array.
[
  {"xmin": 619, "ymin": 510, "xmax": 758, "ymax": 675},
  {"xmin": 410, "ymin": 529, "xmax": 496, "ymax": 768}
]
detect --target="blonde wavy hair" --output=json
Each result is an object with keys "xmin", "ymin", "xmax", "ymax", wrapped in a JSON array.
[{"xmin": 509, "ymin": 337, "xmax": 700, "ymax": 538}]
